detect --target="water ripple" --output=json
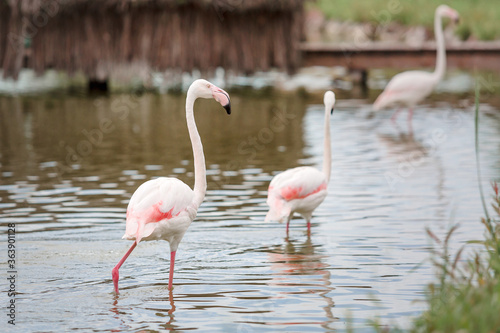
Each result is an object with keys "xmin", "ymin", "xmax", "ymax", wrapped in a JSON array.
[{"xmin": 0, "ymin": 93, "xmax": 497, "ymax": 332}]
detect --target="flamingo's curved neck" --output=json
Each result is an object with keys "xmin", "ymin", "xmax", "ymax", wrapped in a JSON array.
[
  {"xmin": 433, "ymin": 11, "xmax": 446, "ymax": 83},
  {"xmin": 186, "ymin": 91, "xmax": 206, "ymax": 209},
  {"xmin": 322, "ymin": 108, "xmax": 331, "ymax": 182}
]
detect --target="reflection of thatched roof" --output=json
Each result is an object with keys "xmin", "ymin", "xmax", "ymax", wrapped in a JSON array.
[
  {"xmin": 16, "ymin": 0, "xmax": 306, "ymax": 13},
  {"xmin": 1, "ymin": 0, "xmax": 307, "ymax": 80}
]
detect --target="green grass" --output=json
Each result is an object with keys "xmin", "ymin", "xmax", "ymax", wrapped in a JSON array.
[{"xmin": 309, "ymin": 0, "xmax": 500, "ymax": 41}]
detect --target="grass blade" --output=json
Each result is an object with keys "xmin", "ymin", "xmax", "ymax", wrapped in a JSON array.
[{"xmin": 474, "ymin": 82, "xmax": 490, "ymax": 222}]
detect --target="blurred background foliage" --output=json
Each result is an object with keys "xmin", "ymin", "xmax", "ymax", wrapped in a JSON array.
[{"xmin": 310, "ymin": 0, "xmax": 500, "ymax": 41}]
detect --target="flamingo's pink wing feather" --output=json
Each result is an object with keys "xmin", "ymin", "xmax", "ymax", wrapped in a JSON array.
[
  {"xmin": 265, "ymin": 167, "xmax": 327, "ymax": 222},
  {"xmin": 269, "ymin": 166, "xmax": 327, "ymax": 201},
  {"xmin": 374, "ymin": 71, "xmax": 436, "ymax": 109},
  {"xmin": 125, "ymin": 177, "xmax": 194, "ymax": 241}
]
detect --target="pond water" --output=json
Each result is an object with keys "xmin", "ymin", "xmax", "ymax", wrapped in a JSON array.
[{"xmin": 1, "ymin": 89, "xmax": 499, "ymax": 332}]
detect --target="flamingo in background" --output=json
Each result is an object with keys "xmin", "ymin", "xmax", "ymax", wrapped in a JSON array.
[
  {"xmin": 265, "ymin": 91, "xmax": 335, "ymax": 235},
  {"xmin": 112, "ymin": 79, "xmax": 231, "ymax": 294},
  {"xmin": 373, "ymin": 5, "xmax": 460, "ymax": 124}
]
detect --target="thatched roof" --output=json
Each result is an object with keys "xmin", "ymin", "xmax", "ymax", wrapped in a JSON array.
[
  {"xmin": 1, "ymin": 0, "xmax": 307, "ymax": 80},
  {"xmin": 14, "ymin": 0, "xmax": 306, "ymax": 14}
]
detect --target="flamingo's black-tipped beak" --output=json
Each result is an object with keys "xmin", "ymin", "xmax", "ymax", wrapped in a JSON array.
[
  {"xmin": 212, "ymin": 87, "xmax": 231, "ymax": 115},
  {"xmin": 454, "ymin": 17, "xmax": 460, "ymax": 24},
  {"xmin": 331, "ymin": 108, "xmax": 334, "ymax": 115},
  {"xmin": 223, "ymin": 103, "xmax": 231, "ymax": 115}
]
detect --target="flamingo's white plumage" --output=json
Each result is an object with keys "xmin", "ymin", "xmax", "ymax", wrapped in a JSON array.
[
  {"xmin": 265, "ymin": 91, "xmax": 335, "ymax": 235},
  {"xmin": 112, "ymin": 79, "xmax": 231, "ymax": 294},
  {"xmin": 373, "ymin": 5, "xmax": 460, "ymax": 123}
]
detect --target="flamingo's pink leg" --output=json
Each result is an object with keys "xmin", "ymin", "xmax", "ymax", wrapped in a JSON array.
[
  {"xmin": 112, "ymin": 241, "xmax": 137, "ymax": 294},
  {"xmin": 407, "ymin": 108, "xmax": 414, "ymax": 134},
  {"xmin": 168, "ymin": 251, "xmax": 176, "ymax": 291},
  {"xmin": 407, "ymin": 108, "xmax": 414, "ymax": 123},
  {"xmin": 307, "ymin": 221, "xmax": 311, "ymax": 234},
  {"xmin": 391, "ymin": 108, "xmax": 402, "ymax": 123}
]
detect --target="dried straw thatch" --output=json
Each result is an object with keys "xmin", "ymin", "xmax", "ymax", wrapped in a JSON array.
[{"xmin": 1, "ymin": 0, "xmax": 307, "ymax": 80}]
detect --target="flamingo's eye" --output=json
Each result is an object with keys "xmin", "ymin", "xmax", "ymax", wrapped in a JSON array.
[{"xmin": 207, "ymin": 83, "xmax": 211, "ymax": 88}]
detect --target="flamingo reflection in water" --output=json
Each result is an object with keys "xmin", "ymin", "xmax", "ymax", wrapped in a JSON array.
[{"xmin": 267, "ymin": 237, "xmax": 337, "ymax": 328}]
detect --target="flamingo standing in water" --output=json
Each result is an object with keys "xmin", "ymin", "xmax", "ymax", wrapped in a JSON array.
[
  {"xmin": 373, "ymin": 5, "xmax": 460, "ymax": 124},
  {"xmin": 112, "ymin": 79, "xmax": 231, "ymax": 294},
  {"xmin": 265, "ymin": 91, "xmax": 335, "ymax": 235}
]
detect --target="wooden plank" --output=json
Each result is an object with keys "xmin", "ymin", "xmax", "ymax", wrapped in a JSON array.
[{"xmin": 300, "ymin": 42, "xmax": 500, "ymax": 72}]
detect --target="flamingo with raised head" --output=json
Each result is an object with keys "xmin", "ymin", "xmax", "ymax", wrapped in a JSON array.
[
  {"xmin": 112, "ymin": 79, "xmax": 231, "ymax": 294},
  {"xmin": 265, "ymin": 91, "xmax": 335, "ymax": 235},
  {"xmin": 373, "ymin": 5, "xmax": 460, "ymax": 123}
]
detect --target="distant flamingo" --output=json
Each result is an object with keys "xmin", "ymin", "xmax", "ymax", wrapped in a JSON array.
[
  {"xmin": 112, "ymin": 79, "xmax": 231, "ymax": 294},
  {"xmin": 373, "ymin": 5, "xmax": 460, "ymax": 124},
  {"xmin": 265, "ymin": 91, "xmax": 335, "ymax": 235}
]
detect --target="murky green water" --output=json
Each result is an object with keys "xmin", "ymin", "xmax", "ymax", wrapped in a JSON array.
[{"xmin": 1, "ymin": 89, "xmax": 499, "ymax": 332}]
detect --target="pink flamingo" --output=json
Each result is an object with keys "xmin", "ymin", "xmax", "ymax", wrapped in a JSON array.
[
  {"xmin": 112, "ymin": 79, "xmax": 231, "ymax": 294},
  {"xmin": 265, "ymin": 91, "xmax": 335, "ymax": 235},
  {"xmin": 373, "ymin": 5, "xmax": 460, "ymax": 124}
]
